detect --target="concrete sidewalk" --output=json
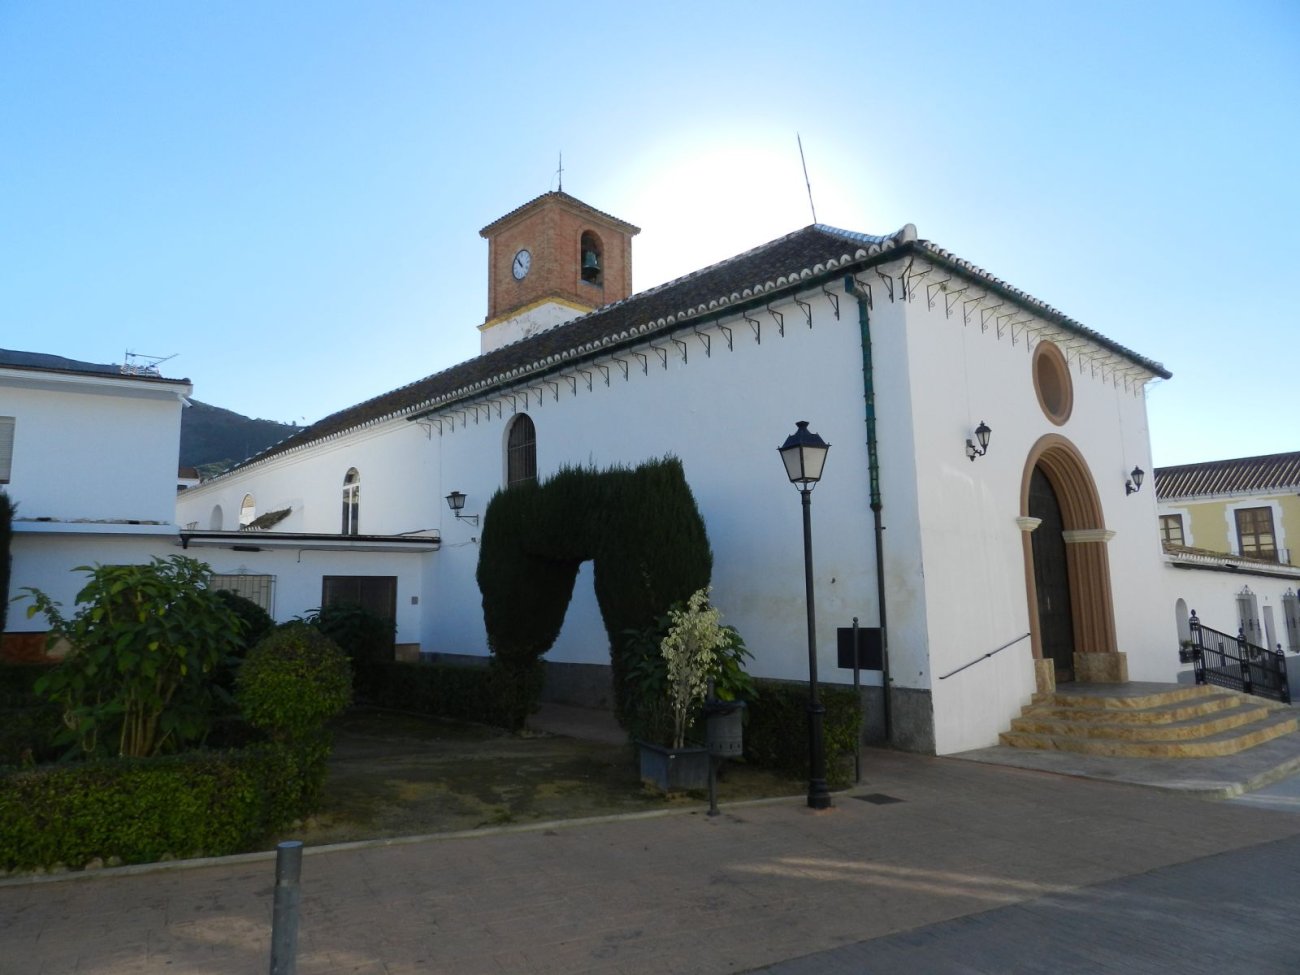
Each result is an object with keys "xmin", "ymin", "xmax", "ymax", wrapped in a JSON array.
[{"xmin": 5, "ymin": 749, "xmax": 1300, "ymax": 974}]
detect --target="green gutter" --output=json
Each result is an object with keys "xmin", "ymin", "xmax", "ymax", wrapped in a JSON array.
[{"xmin": 843, "ymin": 274, "xmax": 891, "ymax": 742}]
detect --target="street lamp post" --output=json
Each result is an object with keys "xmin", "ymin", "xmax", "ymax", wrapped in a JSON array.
[{"xmin": 778, "ymin": 420, "xmax": 832, "ymax": 810}]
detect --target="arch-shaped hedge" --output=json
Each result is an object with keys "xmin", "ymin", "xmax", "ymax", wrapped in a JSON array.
[{"xmin": 476, "ymin": 457, "xmax": 712, "ymax": 730}]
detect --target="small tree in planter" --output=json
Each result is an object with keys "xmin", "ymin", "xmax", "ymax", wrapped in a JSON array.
[{"xmin": 630, "ymin": 588, "xmax": 754, "ymax": 793}]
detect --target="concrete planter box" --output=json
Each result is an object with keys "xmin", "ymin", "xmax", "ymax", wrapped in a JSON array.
[{"xmin": 637, "ymin": 741, "xmax": 710, "ymax": 794}]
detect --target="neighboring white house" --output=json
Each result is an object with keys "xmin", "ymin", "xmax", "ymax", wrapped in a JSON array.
[
  {"xmin": 176, "ymin": 190, "xmax": 1175, "ymax": 755},
  {"xmin": 1156, "ymin": 452, "xmax": 1300, "ymax": 669},
  {"xmin": 0, "ymin": 350, "xmax": 194, "ymax": 656}
]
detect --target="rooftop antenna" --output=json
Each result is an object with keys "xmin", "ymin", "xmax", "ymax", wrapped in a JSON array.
[
  {"xmin": 555, "ymin": 152, "xmax": 564, "ymax": 192},
  {"xmin": 797, "ymin": 133, "xmax": 818, "ymax": 225},
  {"xmin": 122, "ymin": 350, "xmax": 177, "ymax": 377}
]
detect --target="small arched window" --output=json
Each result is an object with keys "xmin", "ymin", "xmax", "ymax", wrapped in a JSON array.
[
  {"xmin": 506, "ymin": 414, "xmax": 537, "ymax": 488},
  {"xmin": 239, "ymin": 494, "xmax": 256, "ymax": 527},
  {"xmin": 342, "ymin": 468, "xmax": 360, "ymax": 535},
  {"xmin": 209, "ymin": 504, "xmax": 224, "ymax": 531},
  {"xmin": 580, "ymin": 230, "xmax": 603, "ymax": 286}
]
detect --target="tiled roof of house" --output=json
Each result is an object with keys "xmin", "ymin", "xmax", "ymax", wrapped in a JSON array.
[
  {"xmin": 0, "ymin": 348, "xmax": 190, "ymax": 385},
  {"xmin": 1155, "ymin": 451, "xmax": 1300, "ymax": 501},
  {"xmin": 227, "ymin": 222, "xmax": 1171, "ymax": 472}
]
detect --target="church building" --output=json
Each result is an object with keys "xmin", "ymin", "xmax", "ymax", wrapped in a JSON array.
[{"xmin": 175, "ymin": 189, "xmax": 1174, "ymax": 755}]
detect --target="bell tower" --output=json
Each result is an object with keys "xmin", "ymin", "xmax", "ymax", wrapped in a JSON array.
[{"xmin": 478, "ymin": 191, "xmax": 640, "ymax": 354}]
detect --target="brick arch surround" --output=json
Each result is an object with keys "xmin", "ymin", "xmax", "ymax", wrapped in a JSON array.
[{"xmin": 1019, "ymin": 434, "xmax": 1122, "ymax": 689}]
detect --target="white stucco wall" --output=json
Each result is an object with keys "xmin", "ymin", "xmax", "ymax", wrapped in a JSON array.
[
  {"xmin": 1162, "ymin": 561, "xmax": 1300, "ymax": 656},
  {"xmin": 425, "ymin": 287, "xmax": 881, "ymax": 680},
  {"xmin": 2, "ymin": 370, "xmax": 188, "ymax": 524},
  {"xmin": 8, "ymin": 529, "xmax": 181, "ymax": 631},
  {"xmin": 181, "ymin": 546, "xmax": 426, "ymax": 643},
  {"xmin": 886, "ymin": 257, "xmax": 1168, "ymax": 753},
  {"xmin": 169, "ymin": 264, "xmax": 1172, "ymax": 757}
]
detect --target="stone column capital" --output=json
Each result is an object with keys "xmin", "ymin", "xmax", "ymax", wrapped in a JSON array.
[{"xmin": 1063, "ymin": 528, "xmax": 1116, "ymax": 544}]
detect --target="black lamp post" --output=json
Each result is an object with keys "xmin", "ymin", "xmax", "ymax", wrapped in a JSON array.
[{"xmin": 778, "ymin": 420, "xmax": 833, "ymax": 810}]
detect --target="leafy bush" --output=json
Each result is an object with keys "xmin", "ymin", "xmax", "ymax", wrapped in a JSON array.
[
  {"xmin": 22, "ymin": 557, "xmax": 245, "ymax": 759},
  {"xmin": 0, "ymin": 743, "xmax": 310, "ymax": 870},
  {"xmin": 743, "ymin": 679, "xmax": 862, "ymax": 789},
  {"xmin": 211, "ymin": 590, "xmax": 276, "ymax": 696},
  {"xmin": 236, "ymin": 623, "xmax": 352, "ymax": 811},
  {"xmin": 237, "ymin": 623, "xmax": 352, "ymax": 740}
]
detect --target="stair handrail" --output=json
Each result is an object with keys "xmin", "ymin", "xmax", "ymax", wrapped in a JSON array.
[{"xmin": 939, "ymin": 632, "xmax": 1031, "ymax": 680}]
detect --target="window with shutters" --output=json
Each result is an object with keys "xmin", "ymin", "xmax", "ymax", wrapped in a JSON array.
[
  {"xmin": 0, "ymin": 416, "xmax": 13, "ymax": 483},
  {"xmin": 1235, "ymin": 506, "xmax": 1278, "ymax": 561},
  {"xmin": 506, "ymin": 414, "xmax": 537, "ymax": 488},
  {"xmin": 1159, "ymin": 514, "xmax": 1185, "ymax": 546}
]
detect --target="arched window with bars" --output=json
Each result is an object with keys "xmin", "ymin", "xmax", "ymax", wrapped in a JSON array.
[{"xmin": 506, "ymin": 414, "xmax": 536, "ymax": 488}]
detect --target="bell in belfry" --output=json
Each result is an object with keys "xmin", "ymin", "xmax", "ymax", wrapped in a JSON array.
[{"xmin": 582, "ymin": 249, "xmax": 600, "ymax": 271}]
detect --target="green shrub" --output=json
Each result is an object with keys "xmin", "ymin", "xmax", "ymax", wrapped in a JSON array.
[
  {"xmin": 212, "ymin": 590, "xmax": 276, "ymax": 696},
  {"xmin": 237, "ymin": 624, "xmax": 352, "ymax": 740},
  {"xmin": 22, "ymin": 557, "xmax": 245, "ymax": 759},
  {"xmin": 301, "ymin": 603, "xmax": 395, "ymax": 695},
  {"xmin": 743, "ymin": 679, "xmax": 862, "ymax": 789},
  {"xmin": 477, "ymin": 457, "xmax": 712, "ymax": 731},
  {"xmin": 362, "ymin": 660, "xmax": 502, "ymax": 726},
  {"xmin": 0, "ymin": 664, "xmax": 61, "ymax": 765},
  {"xmin": 0, "ymin": 743, "xmax": 311, "ymax": 871}
]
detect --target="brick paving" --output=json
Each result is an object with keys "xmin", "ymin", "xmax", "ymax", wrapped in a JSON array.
[{"xmin": 5, "ymin": 749, "xmax": 1300, "ymax": 973}]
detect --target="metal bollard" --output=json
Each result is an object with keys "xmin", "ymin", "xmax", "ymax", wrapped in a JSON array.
[{"xmin": 270, "ymin": 840, "xmax": 303, "ymax": 975}]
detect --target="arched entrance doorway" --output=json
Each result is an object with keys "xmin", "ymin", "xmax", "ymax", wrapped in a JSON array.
[
  {"xmin": 1029, "ymin": 466, "xmax": 1075, "ymax": 681},
  {"xmin": 1020, "ymin": 435, "xmax": 1122, "ymax": 689}
]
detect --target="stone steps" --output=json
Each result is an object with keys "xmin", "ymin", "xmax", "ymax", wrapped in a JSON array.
[{"xmin": 1000, "ymin": 684, "xmax": 1299, "ymax": 759}]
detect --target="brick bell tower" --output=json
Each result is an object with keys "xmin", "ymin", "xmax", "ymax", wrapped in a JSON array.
[{"xmin": 478, "ymin": 190, "xmax": 640, "ymax": 354}]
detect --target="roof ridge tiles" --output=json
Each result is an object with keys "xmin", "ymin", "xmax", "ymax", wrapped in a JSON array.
[{"xmin": 206, "ymin": 221, "xmax": 1166, "ymax": 480}]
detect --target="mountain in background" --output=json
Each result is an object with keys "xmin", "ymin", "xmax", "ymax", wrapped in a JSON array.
[{"xmin": 180, "ymin": 401, "xmax": 302, "ymax": 478}]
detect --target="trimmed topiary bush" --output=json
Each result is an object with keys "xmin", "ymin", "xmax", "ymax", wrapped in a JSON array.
[
  {"xmin": 236, "ymin": 623, "xmax": 352, "ymax": 811},
  {"xmin": 477, "ymin": 457, "xmax": 712, "ymax": 731},
  {"xmin": 237, "ymin": 623, "xmax": 352, "ymax": 740}
]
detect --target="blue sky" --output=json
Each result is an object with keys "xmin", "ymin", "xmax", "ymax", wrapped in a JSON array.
[{"xmin": 2, "ymin": 1, "xmax": 1296, "ymax": 467}]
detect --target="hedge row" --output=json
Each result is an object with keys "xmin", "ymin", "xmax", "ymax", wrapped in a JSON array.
[
  {"xmin": 743, "ymin": 679, "xmax": 863, "ymax": 790},
  {"xmin": 0, "ymin": 742, "xmax": 315, "ymax": 872},
  {"xmin": 358, "ymin": 660, "xmax": 503, "ymax": 726}
]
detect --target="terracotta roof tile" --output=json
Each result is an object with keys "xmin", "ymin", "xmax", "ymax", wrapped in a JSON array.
[
  {"xmin": 228, "ymin": 223, "xmax": 1170, "ymax": 472},
  {"xmin": 1156, "ymin": 451, "xmax": 1300, "ymax": 500}
]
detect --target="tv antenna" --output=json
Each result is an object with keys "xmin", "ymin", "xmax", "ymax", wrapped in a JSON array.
[
  {"xmin": 797, "ymin": 133, "xmax": 818, "ymax": 225},
  {"xmin": 123, "ymin": 350, "xmax": 177, "ymax": 377}
]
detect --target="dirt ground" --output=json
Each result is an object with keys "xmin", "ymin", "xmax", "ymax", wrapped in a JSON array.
[{"xmin": 293, "ymin": 708, "xmax": 807, "ymax": 845}]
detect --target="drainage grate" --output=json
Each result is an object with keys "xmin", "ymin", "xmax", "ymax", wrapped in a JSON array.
[{"xmin": 853, "ymin": 793, "xmax": 904, "ymax": 805}]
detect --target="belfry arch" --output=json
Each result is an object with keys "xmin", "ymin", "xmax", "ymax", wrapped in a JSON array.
[{"xmin": 1019, "ymin": 434, "xmax": 1124, "ymax": 691}]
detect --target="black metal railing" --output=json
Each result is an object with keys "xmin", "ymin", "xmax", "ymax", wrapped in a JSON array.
[{"xmin": 1181, "ymin": 611, "xmax": 1291, "ymax": 705}]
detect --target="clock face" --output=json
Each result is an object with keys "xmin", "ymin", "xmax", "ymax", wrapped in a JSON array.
[{"xmin": 512, "ymin": 249, "xmax": 532, "ymax": 280}]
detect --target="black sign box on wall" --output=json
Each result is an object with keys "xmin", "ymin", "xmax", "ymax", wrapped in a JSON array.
[{"xmin": 837, "ymin": 626, "xmax": 882, "ymax": 670}]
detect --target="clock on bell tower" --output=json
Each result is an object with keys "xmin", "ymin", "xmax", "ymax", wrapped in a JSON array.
[{"xmin": 478, "ymin": 190, "xmax": 640, "ymax": 354}]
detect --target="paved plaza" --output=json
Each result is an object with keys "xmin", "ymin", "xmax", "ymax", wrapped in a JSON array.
[{"xmin": 4, "ymin": 747, "xmax": 1300, "ymax": 974}]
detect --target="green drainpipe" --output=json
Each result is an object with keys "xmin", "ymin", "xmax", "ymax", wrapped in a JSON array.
[{"xmin": 844, "ymin": 274, "xmax": 891, "ymax": 742}]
